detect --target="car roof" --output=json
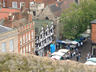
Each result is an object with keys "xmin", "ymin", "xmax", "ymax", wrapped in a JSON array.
[
  {"xmin": 51, "ymin": 52, "xmax": 65, "ymax": 56},
  {"xmin": 58, "ymin": 49, "xmax": 69, "ymax": 53},
  {"xmin": 51, "ymin": 55, "xmax": 61, "ymax": 60}
]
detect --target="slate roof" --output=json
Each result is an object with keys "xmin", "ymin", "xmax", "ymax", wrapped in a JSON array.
[
  {"xmin": 48, "ymin": 0, "xmax": 73, "ymax": 17},
  {"xmin": 0, "ymin": 25, "xmax": 12, "ymax": 34},
  {"xmin": 90, "ymin": 19, "xmax": 96, "ymax": 24}
]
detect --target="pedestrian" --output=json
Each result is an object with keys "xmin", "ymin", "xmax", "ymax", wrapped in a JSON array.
[
  {"xmin": 72, "ymin": 51, "xmax": 76, "ymax": 57},
  {"xmin": 76, "ymin": 52, "xmax": 81, "ymax": 61},
  {"xmin": 86, "ymin": 52, "xmax": 91, "ymax": 60}
]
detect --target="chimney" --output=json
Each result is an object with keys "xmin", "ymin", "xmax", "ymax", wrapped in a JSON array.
[{"xmin": 27, "ymin": 11, "xmax": 32, "ymax": 22}]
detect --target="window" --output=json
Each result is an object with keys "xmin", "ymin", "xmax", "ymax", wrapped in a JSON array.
[
  {"xmin": 32, "ymin": 42, "xmax": 34, "ymax": 48},
  {"xmin": 23, "ymin": 35, "xmax": 25, "ymax": 43},
  {"xmin": 20, "ymin": 2, "xmax": 25, "ymax": 8},
  {"xmin": 20, "ymin": 37, "xmax": 22, "ymax": 45},
  {"xmin": 26, "ymin": 45, "xmax": 28, "ymax": 53},
  {"xmin": 2, "ymin": 42, "xmax": 6, "ymax": 52},
  {"xmin": 40, "ymin": 34, "xmax": 42, "ymax": 38},
  {"xmin": 29, "ymin": 32, "xmax": 30, "ymax": 40},
  {"xmin": 31, "ymin": 31, "xmax": 34, "ymax": 39},
  {"xmin": 30, "ymin": 2, "xmax": 34, "ymax": 7},
  {"xmin": 9, "ymin": 40, "xmax": 14, "ymax": 52},
  {"xmin": 12, "ymin": 1, "xmax": 17, "ymax": 8},
  {"xmin": 23, "ymin": 47, "xmax": 25, "ymax": 53},
  {"xmin": 3, "ymin": 0, "xmax": 5, "ymax": 7},
  {"xmin": 20, "ymin": 48, "xmax": 22, "ymax": 54},
  {"xmin": 29, "ymin": 44, "xmax": 31, "ymax": 52},
  {"xmin": 26, "ymin": 34, "xmax": 28, "ymax": 42},
  {"xmin": 46, "ymin": 32, "xmax": 47, "ymax": 36}
]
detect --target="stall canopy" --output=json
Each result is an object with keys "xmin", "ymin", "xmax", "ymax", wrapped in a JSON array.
[{"xmin": 56, "ymin": 40, "xmax": 78, "ymax": 45}]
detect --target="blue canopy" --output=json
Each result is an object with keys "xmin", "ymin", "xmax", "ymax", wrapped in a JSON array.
[{"xmin": 56, "ymin": 40, "xmax": 63, "ymax": 43}]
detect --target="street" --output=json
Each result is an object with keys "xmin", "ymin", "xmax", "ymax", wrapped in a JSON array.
[{"xmin": 70, "ymin": 39, "xmax": 92, "ymax": 63}]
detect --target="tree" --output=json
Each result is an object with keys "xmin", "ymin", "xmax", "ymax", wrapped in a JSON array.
[{"xmin": 60, "ymin": 0, "xmax": 96, "ymax": 39}]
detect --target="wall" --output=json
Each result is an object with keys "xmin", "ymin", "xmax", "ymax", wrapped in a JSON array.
[
  {"xmin": 91, "ymin": 24, "xmax": 96, "ymax": 43},
  {"xmin": 0, "ymin": 29, "xmax": 18, "ymax": 53}
]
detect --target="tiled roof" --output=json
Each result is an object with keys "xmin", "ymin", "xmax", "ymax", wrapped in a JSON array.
[{"xmin": 0, "ymin": 25, "xmax": 12, "ymax": 34}]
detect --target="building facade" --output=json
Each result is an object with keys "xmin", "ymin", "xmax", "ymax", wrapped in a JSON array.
[
  {"xmin": 0, "ymin": 8, "xmax": 35, "ymax": 54},
  {"xmin": 0, "ymin": 0, "xmax": 59, "ymax": 9},
  {"xmin": 0, "ymin": 25, "xmax": 18, "ymax": 53},
  {"xmin": 35, "ymin": 20, "xmax": 54, "ymax": 56},
  {"xmin": 91, "ymin": 19, "xmax": 96, "ymax": 57}
]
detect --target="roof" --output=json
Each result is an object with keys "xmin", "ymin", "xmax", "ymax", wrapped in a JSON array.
[
  {"xmin": 48, "ymin": 0, "xmax": 74, "ymax": 17},
  {"xmin": 0, "ymin": 8, "xmax": 20, "ymax": 13},
  {"xmin": 33, "ymin": 19, "xmax": 53, "ymax": 35},
  {"xmin": 90, "ymin": 19, "xmax": 96, "ymax": 24},
  {"xmin": 0, "ymin": 8, "xmax": 20, "ymax": 20},
  {"xmin": 0, "ymin": 25, "xmax": 12, "ymax": 34},
  {"xmin": 0, "ymin": 13, "xmax": 9, "ymax": 20}
]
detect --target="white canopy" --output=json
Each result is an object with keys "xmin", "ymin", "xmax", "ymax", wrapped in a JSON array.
[
  {"xmin": 51, "ymin": 52, "xmax": 65, "ymax": 56},
  {"xmin": 58, "ymin": 49, "xmax": 69, "ymax": 53}
]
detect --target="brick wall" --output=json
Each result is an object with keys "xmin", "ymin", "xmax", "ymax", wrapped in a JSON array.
[{"xmin": 91, "ymin": 24, "xmax": 96, "ymax": 43}]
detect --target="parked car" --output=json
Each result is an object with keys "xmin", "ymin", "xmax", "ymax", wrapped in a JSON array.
[
  {"xmin": 51, "ymin": 51, "xmax": 65, "ymax": 57},
  {"xmin": 51, "ymin": 51, "xmax": 65, "ymax": 60},
  {"xmin": 58, "ymin": 49, "xmax": 69, "ymax": 53}
]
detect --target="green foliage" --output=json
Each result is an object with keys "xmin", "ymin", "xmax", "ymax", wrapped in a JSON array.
[{"xmin": 60, "ymin": 0, "xmax": 96, "ymax": 39}]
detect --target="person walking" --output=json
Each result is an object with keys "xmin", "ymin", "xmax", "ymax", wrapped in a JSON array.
[{"xmin": 76, "ymin": 52, "xmax": 81, "ymax": 61}]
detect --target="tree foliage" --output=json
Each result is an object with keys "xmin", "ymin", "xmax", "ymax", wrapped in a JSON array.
[{"xmin": 60, "ymin": 0, "xmax": 96, "ymax": 39}]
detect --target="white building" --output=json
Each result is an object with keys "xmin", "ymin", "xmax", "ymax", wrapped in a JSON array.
[{"xmin": 34, "ymin": 20, "xmax": 55, "ymax": 56}]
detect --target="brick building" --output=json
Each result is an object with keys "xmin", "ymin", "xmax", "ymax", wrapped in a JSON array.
[
  {"xmin": 91, "ymin": 19, "xmax": 96, "ymax": 57},
  {"xmin": 0, "ymin": 8, "xmax": 35, "ymax": 54},
  {"xmin": 0, "ymin": 0, "xmax": 59, "ymax": 9}
]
